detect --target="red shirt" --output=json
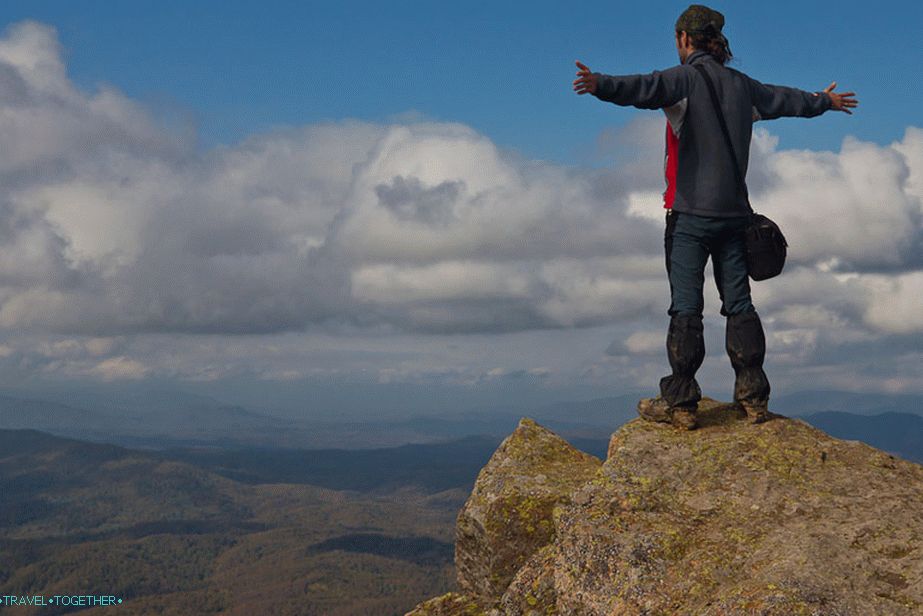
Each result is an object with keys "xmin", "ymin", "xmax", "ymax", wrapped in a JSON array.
[{"xmin": 663, "ymin": 120, "xmax": 680, "ymax": 210}]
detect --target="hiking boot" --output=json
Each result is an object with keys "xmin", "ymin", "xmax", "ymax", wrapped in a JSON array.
[
  {"xmin": 637, "ymin": 397, "xmax": 698, "ymax": 430},
  {"xmin": 671, "ymin": 408, "xmax": 698, "ymax": 431},
  {"xmin": 740, "ymin": 400, "xmax": 770, "ymax": 424},
  {"xmin": 637, "ymin": 396, "xmax": 673, "ymax": 423}
]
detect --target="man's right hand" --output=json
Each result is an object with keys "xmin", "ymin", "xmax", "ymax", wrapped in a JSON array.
[
  {"xmin": 819, "ymin": 81, "xmax": 858, "ymax": 114},
  {"xmin": 573, "ymin": 60, "xmax": 598, "ymax": 95}
]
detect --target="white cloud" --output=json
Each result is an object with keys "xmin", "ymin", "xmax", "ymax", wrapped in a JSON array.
[
  {"xmin": 88, "ymin": 356, "xmax": 149, "ymax": 381},
  {"xmin": 626, "ymin": 191, "xmax": 666, "ymax": 223},
  {"xmin": 623, "ymin": 331, "xmax": 664, "ymax": 355},
  {"xmin": 352, "ymin": 261, "xmax": 534, "ymax": 303},
  {"xmin": 752, "ymin": 127, "xmax": 922, "ymax": 270},
  {"xmin": 857, "ymin": 271, "xmax": 923, "ymax": 334}
]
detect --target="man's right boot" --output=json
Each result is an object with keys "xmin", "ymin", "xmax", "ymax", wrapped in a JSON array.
[
  {"xmin": 659, "ymin": 313, "xmax": 705, "ymax": 410},
  {"xmin": 637, "ymin": 396, "xmax": 698, "ymax": 430},
  {"xmin": 726, "ymin": 310, "xmax": 772, "ymax": 424}
]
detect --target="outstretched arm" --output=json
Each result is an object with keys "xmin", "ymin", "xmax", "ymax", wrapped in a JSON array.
[
  {"xmin": 746, "ymin": 75, "xmax": 857, "ymax": 119},
  {"xmin": 746, "ymin": 75, "xmax": 830, "ymax": 119},
  {"xmin": 573, "ymin": 60, "xmax": 693, "ymax": 110}
]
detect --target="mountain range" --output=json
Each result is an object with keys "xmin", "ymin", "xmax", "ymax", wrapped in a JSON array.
[{"xmin": 0, "ymin": 388, "xmax": 919, "ymax": 462}]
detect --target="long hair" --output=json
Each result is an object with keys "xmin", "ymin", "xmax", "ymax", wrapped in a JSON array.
[{"xmin": 680, "ymin": 25, "xmax": 734, "ymax": 65}]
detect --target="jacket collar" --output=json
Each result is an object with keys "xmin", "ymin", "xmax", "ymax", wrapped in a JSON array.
[{"xmin": 684, "ymin": 50, "xmax": 711, "ymax": 66}]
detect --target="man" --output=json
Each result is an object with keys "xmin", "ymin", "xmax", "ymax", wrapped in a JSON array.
[{"xmin": 572, "ymin": 5, "xmax": 858, "ymax": 430}]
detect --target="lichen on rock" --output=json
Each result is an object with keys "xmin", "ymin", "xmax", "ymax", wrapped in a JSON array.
[
  {"xmin": 498, "ymin": 543, "xmax": 557, "ymax": 615},
  {"xmin": 455, "ymin": 417, "xmax": 602, "ymax": 606},
  {"xmin": 405, "ymin": 591, "xmax": 490, "ymax": 616}
]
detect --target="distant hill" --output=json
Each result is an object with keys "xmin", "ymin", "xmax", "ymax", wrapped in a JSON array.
[
  {"xmin": 773, "ymin": 389, "xmax": 923, "ymax": 415},
  {"xmin": 797, "ymin": 410, "xmax": 923, "ymax": 464},
  {"xmin": 1, "ymin": 388, "xmax": 920, "ymax": 454},
  {"xmin": 0, "ymin": 392, "xmax": 297, "ymax": 448},
  {"xmin": 0, "ymin": 428, "xmax": 464, "ymax": 615},
  {"xmin": 0, "ymin": 387, "xmax": 625, "ymax": 450},
  {"xmin": 0, "ymin": 394, "xmax": 131, "ymax": 436},
  {"xmin": 164, "ymin": 434, "xmax": 503, "ymax": 493}
]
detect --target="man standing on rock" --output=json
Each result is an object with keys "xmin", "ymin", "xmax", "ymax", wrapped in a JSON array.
[{"xmin": 572, "ymin": 5, "xmax": 857, "ymax": 430}]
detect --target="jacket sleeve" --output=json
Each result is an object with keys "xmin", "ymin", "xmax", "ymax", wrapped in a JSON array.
[
  {"xmin": 591, "ymin": 65, "xmax": 693, "ymax": 110},
  {"xmin": 745, "ymin": 75, "xmax": 832, "ymax": 119}
]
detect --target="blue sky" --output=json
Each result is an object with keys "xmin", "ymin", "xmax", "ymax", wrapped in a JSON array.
[
  {"xmin": 0, "ymin": 2, "xmax": 919, "ymax": 417},
  {"xmin": 0, "ymin": 1, "xmax": 913, "ymax": 164}
]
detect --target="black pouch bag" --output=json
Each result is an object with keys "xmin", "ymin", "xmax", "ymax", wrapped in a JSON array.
[
  {"xmin": 693, "ymin": 64, "xmax": 788, "ymax": 281},
  {"xmin": 745, "ymin": 213, "xmax": 788, "ymax": 280}
]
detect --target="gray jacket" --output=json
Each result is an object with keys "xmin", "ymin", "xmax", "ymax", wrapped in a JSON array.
[{"xmin": 592, "ymin": 50, "xmax": 832, "ymax": 217}]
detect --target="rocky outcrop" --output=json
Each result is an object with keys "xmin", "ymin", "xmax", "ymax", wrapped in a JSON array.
[
  {"xmin": 455, "ymin": 417, "xmax": 602, "ymax": 601},
  {"xmin": 406, "ymin": 397, "xmax": 923, "ymax": 615}
]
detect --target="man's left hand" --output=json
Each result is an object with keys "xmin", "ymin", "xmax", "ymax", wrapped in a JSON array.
[{"xmin": 818, "ymin": 81, "xmax": 858, "ymax": 115}]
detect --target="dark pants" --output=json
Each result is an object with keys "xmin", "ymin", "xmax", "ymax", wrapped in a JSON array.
[{"xmin": 660, "ymin": 210, "xmax": 770, "ymax": 409}]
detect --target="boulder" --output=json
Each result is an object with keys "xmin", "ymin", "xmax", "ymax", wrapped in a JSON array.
[
  {"xmin": 409, "ymin": 396, "xmax": 923, "ymax": 615},
  {"xmin": 455, "ymin": 418, "xmax": 602, "ymax": 603}
]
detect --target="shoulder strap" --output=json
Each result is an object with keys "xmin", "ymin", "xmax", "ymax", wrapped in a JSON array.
[{"xmin": 692, "ymin": 63, "xmax": 753, "ymax": 214}]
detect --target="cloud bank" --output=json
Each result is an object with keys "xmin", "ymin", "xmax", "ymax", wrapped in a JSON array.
[{"xmin": 0, "ymin": 20, "xmax": 920, "ymax": 395}]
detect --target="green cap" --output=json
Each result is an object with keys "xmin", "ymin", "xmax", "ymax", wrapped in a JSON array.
[{"xmin": 675, "ymin": 4, "xmax": 725, "ymax": 34}]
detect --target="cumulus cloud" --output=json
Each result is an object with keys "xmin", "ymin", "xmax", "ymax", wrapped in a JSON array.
[
  {"xmin": 0, "ymin": 19, "xmax": 920, "ymax": 394},
  {"xmin": 750, "ymin": 128, "xmax": 922, "ymax": 271},
  {"xmin": 0, "ymin": 20, "xmax": 670, "ymax": 338}
]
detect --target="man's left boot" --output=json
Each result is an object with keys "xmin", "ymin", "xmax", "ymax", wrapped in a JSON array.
[{"xmin": 740, "ymin": 400, "xmax": 771, "ymax": 424}]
